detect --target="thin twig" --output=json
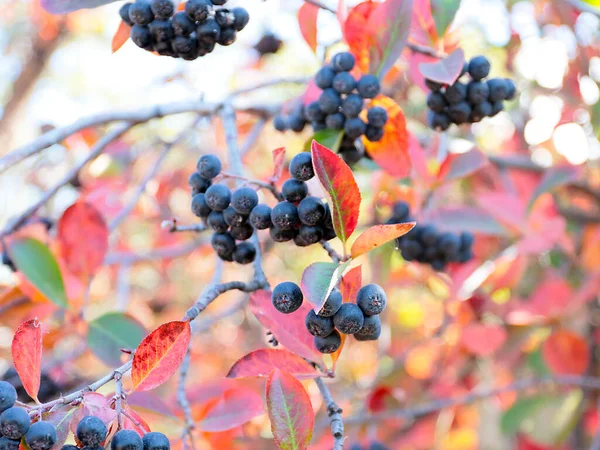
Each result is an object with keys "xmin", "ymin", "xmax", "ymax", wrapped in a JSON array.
[
  {"xmin": 320, "ymin": 241, "xmax": 343, "ymax": 263},
  {"xmin": 114, "ymin": 373, "xmax": 124, "ymax": 430},
  {"xmin": 221, "ymin": 103, "xmax": 243, "ymax": 179},
  {"xmin": 315, "ymin": 378, "xmax": 344, "ymax": 450},
  {"xmin": 178, "ymin": 340, "xmax": 196, "ymax": 450},
  {"xmin": 163, "ymin": 221, "xmax": 208, "ymax": 233}
]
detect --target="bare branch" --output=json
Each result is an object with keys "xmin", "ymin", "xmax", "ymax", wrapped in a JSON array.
[
  {"xmin": 178, "ymin": 340, "xmax": 196, "ymax": 450},
  {"xmin": 315, "ymin": 377, "xmax": 344, "ymax": 450},
  {"xmin": 114, "ymin": 373, "xmax": 124, "ymax": 429},
  {"xmin": 320, "ymin": 241, "xmax": 343, "ymax": 263},
  {"xmin": 240, "ymin": 119, "xmax": 267, "ymax": 157}
]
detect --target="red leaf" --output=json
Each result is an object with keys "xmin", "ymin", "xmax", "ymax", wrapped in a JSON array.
[
  {"xmin": 249, "ymin": 291, "xmax": 323, "ymax": 364},
  {"xmin": 351, "ymin": 222, "xmax": 416, "ymax": 258},
  {"xmin": 298, "ymin": 3, "xmax": 319, "ymax": 52},
  {"xmin": 266, "ymin": 370, "xmax": 314, "ymax": 450},
  {"xmin": 57, "ymin": 201, "xmax": 108, "ymax": 280},
  {"xmin": 343, "ymin": 1, "xmax": 377, "ymax": 73},
  {"xmin": 199, "ymin": 387, "xmax": 264, "ymax": 432},
  {"xmin": 366, "ymin": 0, "xmax": 414, "ymax": 77},
  {"xmin": 362, "ymin": 96, "xmax": 410, "ymax": 178},
  {"xmin": 460, "ymin": 324, "xmax": 507, "ymax": 357},
  {"xmin": 112, "ymin": 20, "xmax": 131, "ymax": 53},
  {"xmin": 131, "ymin": 321, "xmax": 191, "ymax": 392},
  {"xmin": 418, "ymin": 48, "xmax": 465, "ymax": 85},
  {"xmin": 12, "ymin": 319, "xmax": 42, "ymax": 401},
  {"xmin": 301, "ymin": 261, "xmax": 350, "ymax": 312},
  {"xmin": 270, "ymin": 147, "xmax": 286, "ymax": 183},
  {"xmin": 122, "ymin": 405, "xmax": 151, "ymax": 436},
  {"xmin": 437, "ymin": 149, "xmax": 488, "ymax": 181},
  {"xmin": 69, "ymin": 393, "xmax": 117, "ymax": 436},
  {"xmin": 542, "ymin": 329, "xmax": 589, "ymax": 376},
  {"xmin": 227, "ymin": 349, "xmax": 319, "ymax": 379},
  {"xmin": 311, "ymin": 140, "xmax": 360, "ymax": 244},
  {"xmin": 46, "ymin": 407, "xmax": 76, "ymax": 450},
  {"xmin": 340, "ymin": 266, "xmax": 362, "ymax": 303}
]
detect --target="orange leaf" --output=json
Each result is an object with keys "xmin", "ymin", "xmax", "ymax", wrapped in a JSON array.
[
  {"xmin": 269, "ymin": 147, "xmax": 286, "ymax": 183},
  {"xmin": 112, "ymin": 20, "xmax": 131, "ymax": 54},
  {"xmin": 405, "ymin": 341, "xmax": 442, "ymax": 380},
  {"xmin": 362, "ymin": 96, "xmax": 410, "ymax": 178},
  {"xmin": 199, "ymin": 387, "xmax": 264, "ymax": 432},
  {"xmin": 132, "ymin": 321, "xmax": 191, "ymax": 391},
  {"xmin": 460, "ymin": 324, "xmax": 507, "ymax": 357},
  {"xmin": 581, "ymin": 226, "xmax": 600, "ymax": 271},
  {"xmin": 350, "ymin": 222, "xmax": 415, "ymax": 258},
  {"xmin": 297, "ymin": 3, "xmax": 319, "ymax": 52},
  {"xmin": 311, "ymin": 140, "xmax": 361, "ymax": 244},
  {"xmin": 340, "ymin": 265, "xmax": 362, "ymax": 302},
  {"xmin": 542, "ymin": 329, "xmax": 589, "ymax": 376},
  {"xmin": 343, "ymin": 1, "xmax": 377, "ymax": 73},
  {"xmin": 12, "ymin": 319, "xmax": 42, "ymax": 401},
  {"xmin": 227, "ymin": 349, "xmax": 319, "ymax": 379}
]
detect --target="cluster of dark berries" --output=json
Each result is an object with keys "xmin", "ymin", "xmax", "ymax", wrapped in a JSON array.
[
  {"xmin": 273, "ymin": 52, "xmax": 388, "ymax": 165},
  {"xmin": 389, "ymin": 201, "xmax": 474, "ymax": 271},
  {"xmin": 68, "ymin": 419, "xmax": 169, "ymax": 450},
  {"xmin": 119, "ymin": 0, "xmax": 249, "ymax": 60},
  {"xmin": 425, "ymin": 55, "xmax": 517, "ymax": 130},
  {"xmin": 271, "ymin": 281, "xmax": 387, "ymax": 354},
  {"xmin": 189, "ymin": 155, "xmax": 258, "ymax": 265}
]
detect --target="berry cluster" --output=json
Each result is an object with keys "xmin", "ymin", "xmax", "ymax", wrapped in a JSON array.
[
  {"xmin": 425, "ymin": 55, "xmax": 517, "ymax": 130},
  {"xmin": 271, "ymin": 281, "xmax": 387, "ymax": 354},
  {"xmin": 389, "ymin": 201, "xmax": 474, "ymax": 271},
  {"xmin": 189, "ymin": 155, "xmax": 258, "ymax": 265},
  {"xmin": 273, "ymin": 52, "xmax": 388, "ymax": 165},
  {"xmin": 119, "ymin": 0, "xmax": 249, "ymax": 60}
]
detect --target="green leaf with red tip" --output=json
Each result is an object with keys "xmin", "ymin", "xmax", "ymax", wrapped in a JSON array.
[
  {"xmin": 431, "ymin": 0, "xmax": 461, "ymax": 38},
  {"xmin": 350, "ymin": 222, "xmax": 416, "ymax": 258},
  {"xmin": 266, "ymin": 369, "xmax": 314, "ymax": 450},
  {"xmin": 301, "ymin": 261, "xmax": 350, "ymax": 313},
  {"xmin": 310, "ymin": 140, "xmax": 360, "ymax": 245}
]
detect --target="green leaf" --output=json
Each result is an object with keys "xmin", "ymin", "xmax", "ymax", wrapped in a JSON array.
[
  {"xmin": 88, "ymin": 313, "xmax": 146, "ymax": 366},
  {"xmin": 305, "ymin": 130, "xmax": 343, "ymax": 153},
  {"xmin": 8, "ymin": 238, "xmax": 68, "ymax": 308},
  {"xmin": 527, "ymin": 348, "xmax": 550, "ymax": 377},
  {"xmin": 525, "ymin": 390, "xmax": 583, "ymax": 446},
  {"xmin": 431, "ymin": 0, "xmax": 461, "ymax": 38},
  {"xmin": 300, "ymin": 260, "xmax": 351, "ymax": 312},
  {"xmin": 500, "ymin": 395, "xmax": 547, "ymax": 436}
]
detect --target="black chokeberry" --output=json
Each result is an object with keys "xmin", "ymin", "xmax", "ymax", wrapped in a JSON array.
[
  {"xmin": 231, "ymin": 187, "xmax": 258, "ymax": 215},
  {"xmin": 366, "ymin": 106, "xmax": 388, "ymax": 127},
  {"xmin": 315, "ymin": 66, "xmax": 336, "ymax": 89},
  {"xmin": 342, "ymin": 94, "xmax": 364, "ymax": 118},
  {"xmin": 76, "ymin": 416, "xmax": 107, "ymax": 447},
  {"xmin": 356, "ymin": 314, "xmax": 381, "ymax": 337},
  {"xmin": 150, "ymin": 0, "xmax": 174, "ymax": 19},
  {"xmin": 229, "ymin": 223, "xmax": 253, "ymax": 241},
  {"xmin": 25, "ymin": 421, "xmax": 56, "ymax": 450},
  {"xmin": 215, "ymin": 9, "xmax": 235, "ymax": 27},
  {"xmin": 197, "ymin": 18, "xmax": 221, "ymax": 43},
  {"xmin": 119, "ymin": 3, "xmax": 134, "ymax": 25},
  {"xmin": 425, "ymin": 78, "xmax": 443, "ymax": 91},
  {"xmin": 188, "ymin": 172, "xmax": 211, "ymax": 194},
  {"xmin": 344, "ymin": 118, "xmax": 366, "ymax": 139},
  {"xmin": 271, "ymin": 201, "xmax": 299, "ymax": 230},
  {"xmin": 448, "ymin": 102, "xmax": 471, "ymax": 124},
  {"xmin": 172, "ymin": 11, "xmax": 195, "ymax": 36},
  {"xmin": 340, "ymin": 146, "xmax": 364, "ymax": 165},
  {"xmin": 273, "ymin": 116, "xmax": 287, "ymax": 132},
  {"xmin": 0, "ymin": 382, "xmax": 16, "ymax": 413},
  {"xmin": 142, "ymin": 432, "xmax": 170, "ymax": 450},
  {"xmin": 269, "ymin": 226, "xmax": 295, "ymax": 242},
  {"xmin": 233, "ymin": 242, "xmax": 256, "ymax": 264},
  {"xmin": 217, "ymin": 27, "xmax": 236, "ymax": 46},
  {"xmin": 207, "ymin": 211, "xmax": 229, "ymax": 233},
  {"xmin": 249, "ymin": 204, "xmax": 272, "ymax": 230},
  {"xmin": 419, "ymin": 224, "xmax": 437, "ymax": 245},
  {"xmin": 129, "ymin": 0, "xmax": 154, "ymax": 25},
  {"xmin": 438, "ymin": 232, "xmax": 460, "ymax": 257},
  {"xmin": 472, "ymin": 101, "xmax": 492, "ymax": 120},
  {"xmin": 0, "ymin": 438, "xmax": 19, "ymax": 450},
  {"xmin": 325, "ymin": 113, "xmax": 345, "ymax": 130},
  {"xmin": 210, "ymin": 0, "xmax": 226, "ymax": 4},
  {"xmin": 332, "ymin": 52, "xmax": 355, "ymax": 72},
  {"xmin": 111, "ymin": 430, "xmax": 143, "ymax": 450},
  {"xmin": 365, "ymin": 126, "xmax": 384, "ymax": 142},
  {"xmin": 467, "ymin": 81, "xmax": 489, "ymax": 104},
  {"xmin": 490, "ymin": 101, "xmax": 503, "ymax": 116},
  {"xmin": 149, "ymin": 20, "xmax": 173, "ymax": 42},
  {"xmin": 427, "ymin": 91, "xmax": 446, "ymax": 113},
  {"xmin": 305, "ymin": 310, "xmax": 334, "ymax": 337},
  {"xmin": 205, "ymin": 184, "xmax": 231, "ymax": 211},
  {"xmin": 444, "ymin": 82, "xmax": 467, "ymax": 104},
  {"xmin": 297, "ymin": 196, "xmax": 325, "ymax": 226},
  {"xmin": 304, "ymin": 102, "xmax": 325, "ymax": 122},
  {"xmin": 223, "ymin": 206, "xmax": 247, "ymax": 227},
  {"xmin": 487, "ymin": 78, "xmax": 507, "ymax": 102},
  {"xmin": 288, "ymin": 114, "xmax": 306, "ymax": 132},
  {"xmin": 232, "ymin": 7, "xmax": 250, "ymax": 31},
  {"xmin": 332, "ymin": 72, "xmax": 356, "ymax": 94},
  {"xmin": 392, "ymin": 201, "xmax": 410, "ymax": 221},
  {"xmin": 289, "ymin": 152, "xmax": 314, "ymax": 181},
  {"xmin": 356, "ymin": 284, "xmax": 387, "ymax": 316},
  {"xmin": 431, "ymin": 259, "xmax": 446, "ymax": 271},
  {"xmin": 333, "ymin": 303, "xmax": 364, "ymax": 334},
  {"xmin": 130, "ymin": 25, "xmax": 153, "ymax": 49},
  {"xmin": 185, "ymin": 0, "xmax": 211, "ymax": 22},
  {"xmin": 312, "ymin": 121, "xmax": 326, "ymax": 131},
  {"xmin": 356, "ymin": 75, "xmax": 380, "ymax": 98},
  {"xmin": 322, "ymin": 225, "xmax": 337, "ymax": 241},
  {"xmin": 0, "ymin": 407, "xmax": 29, "ymax": 439},
  {"xmin": 318, "ymin": 288, "xmax": 342, "ymax": 317},
  {"xmin": 314, "ymin": 330, "xmax": 341, "ymax": 353},
  {"xmin": 253, "ymin": 32, "xmax": 281, "ymax": 55},
  {"xmin": 62, "ymin": 446, "xmax": 79, "ymax": 450},
  {"xmin": 318, "ymin": 88, "xmax": 342, "ymax": 114},
  {"xmin": 174, "ymin": 37, "xmax": 197, "ymax": 58},
  {"xmin": 272, "ymin": 282, "xmax": 303, "ymax": 314},
  {"xmin": 196, "ymin": 155, "xmax": 222, "ymax": 179},
  {"xmin": 211, "ymin": 232, "xmax": 236, "ymax": 256},
  {"xmin": 191, "ymin": 193, "xmax": 211, "ymax": 218},
  {"xmin": 399, "ymin": 239, "xmax": 422, "ymax": 261},
  {"xmin": 282, "ymin": 179, "xmax": 308, "ymax": 203},
  {"xmin": 468, "ymin": 55, "xmax": 491, "ymax": 81},
  {"xmin": 427, "ymin": 111, "xmax": 450, "ymax": 131},
  {"xmin": 504, "ymin": 79, "xmax": 516, "ymax": 100},
  {"xmin": 296, "ymin": 225, "xmax": 323, "ymax": 246}
]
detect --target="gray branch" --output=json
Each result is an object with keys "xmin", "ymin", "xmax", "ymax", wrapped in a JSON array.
[{"xmin": 315, "ymin": 377, "xmax": 344, "ymax": 449}]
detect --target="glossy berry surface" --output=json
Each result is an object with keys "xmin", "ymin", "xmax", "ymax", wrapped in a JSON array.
[
  {"xmin": 272, "ymin": 282, "xmax": 303, "ymax": 314},
  {"xmin": 354, "ymin": 315, "xmax": 381, "ymax": 341},
  {"xmin": 356, "ymin": 284, "xmax": 387, "ymax": 316},
  {"xmin": 25, "ymin": 421, "xmax": 56, "ymax": 450},
  {"xmin": 282, "ymin": 179, "xmax": 308, "ymax": 203},
  {"xmin": 297, "ymin": 196, "xmax": 325, "ymax": 226},
  {"xmin": 0, "ymin": 382, "xmax": 16, "ymax": 413},
  {"xmin": 0, "ymin": 407, "xmax": 30, "ymax": 439},
  {"xmin": 333, "ymin": 303, "xmax": 365, "ymax": 334},
  {"xmin": 468, "ymin": 55, "xmax": 491, "ymax": 81}
]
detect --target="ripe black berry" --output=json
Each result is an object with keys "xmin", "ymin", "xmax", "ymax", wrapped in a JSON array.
[
  {"xmin": 356, "ymin": 284, "xmax": 387, "ymax": 316},
  {"xmin": 460, "ymin": 231, "xmax": 474, "ymax": 249},
  {"xmin": 356, "ymin": 75, "xmax": 380, "ymax": 98},
  {"xmin": 197, "ymin": 18, "xmax": 220, "ymax": 43},
  {"xmin": 295, "ymin": 225, "xmax": 323, "ymax": 246},
  {"xmin": 333, "ymin": 303, "xmax": 365, "ymax": 334},
  {"xmin": 185, "ymin": 0, "xmax": 211, "ymax": 22},
  {"xmin": 231, "ymin": 187, "xmax": 258, "ymax": 214},
  {"xmin": 0, "ymin": 382, "xmax": 16, "ymax": 413},
  {"xmin": 211, "ymin": 232, "xmax": 235, "ymax": 256},
  {"xmin": 468, "ymin": 55, "xmax": 491, "ymax": 81},
  {"xmin": 289, "ymin": 152, "xmax": 314, "ymax": 181},
  {"xmin": 0, "ymin": 437, "xmax": 19, "ymax": 450},
  {"xmin": 365, "ymin": 126, "xmax": 384, "ymax": 142},
  {"xmin": 25, "ymin": 421, "xmax": 56, "ymax": 450},
  {"xmin": 188, "ymin": 172, "xmax": 211, "ymax": 194},
  {"xmin": 344, "ymin": 118, "xmax": 366, "ymax": 139},
  {"xmin": 217, "ymin": 27, "xmax": 236, "ymax": 46},
  {"xmin": 282, "ymin": 179, "xmax": 308, "ymax": 203},
  {"xmin": 332, "ymin": 72, "xmax": 356, "ymax": 94},
  {"xmin": 271, "ymin": 202, "xmax": 299, "ymax": 230},
  {"xmin": 340, "ymin": 146, "xmax": 364, "ymax": 165},
  {"xmin": 312, "ymin": 121, "xmax": 326, "ymax": 131},
  {"xmin": 272, "ymin": 282, "xmax": 303, "ymax": 314},
  {"xmin": 129, "ymin": 0, "xmax": 154, "ymax": 25},
  {"xmin": 76, "ymin": 416, "xmax": 107, "ymax": 447},
  {"xmin": 232, "ymin": 7, "xmax": 250, "ymax": 31},
  {"xmin": 173, "ymin": 37, "xmax": 197, "ymax": 58},
  {"xmin": 304, "ymin": 102, "xmax": 325, "ymax": 122},
  {"xmin": 467, "ymin": 81, "xmax": 490, "ymax": 104},
  {"xmin": 215, "ymin": 9, "xmax": 235, "ymax": 27},
  {"xmin": 130, "ymin": 25, "xmax": 153, "ymax": 49},
  {"xmin": 318, "ymin": 288, "xmax": 342, "ymax": 317},
  {"xmin": 391, "ymin": 201, "xmax": 410, "ymax": 222},
  {"xmin": 142, "ymin": 432, "xmax": 170, "ymax": 450},
  {"xmin": 487, "ymin": 78, "xmax": 507, "ymax": 102},
  {"xmin": 314, "ymin": 330, "xmax": 342, "ymax": 353},
  {"xmin": 269, "ymin": 226, "xmax": 295, "ymax": 242},
  {"xmin": 315, "ymin": 66, "xmax": 336, "ymax": 89},
  {"xmin": 273, "ymin": 116, "xmax": 287, "ymax": 132},
  {"xmin": 223, "ymin": 206, "xmax": 247, "ymax": 227},
  {"xmin": 196, "ymin": 155, "xmax": 222, "ymax": 179},
  {"xmin": 342, "ymin": 94, "xmax": 364, "ymax": 118},
  {"xmin": 356, "ymin": 314, "xmax": 381, "ymax": 337},
  {"xmin": 297, "ymin": 196, "xmax": 325, "ymax": 226},
  {"xmin": 119, "ymin": 4, "xmax": 134, "ymax": 25},
  {"xmin": 150, "ymin": 0, "xmax": 174, "ymax": 20},
  {"xmin": 229, "ymin": 223, "xmax": 253, "ymax": 241},
  {"xmin": 448, "ymin": 102, "xmax": 471, "ymax": 124},
  {"xmin": 111, "ymin": 430, "xmax": 143, "ymax": 450},
  {"xmin": 419, "ymin": 224, "xmax": 437, "ymax": 245},
  {"xmin": 325, "ymin": 113, "xmax": 345, "ymax": 130},
  {"xmin": 472, "ymin": 101, "xmax": 492, "ymax": 120},
  {"xmin": 426, "ymin": 92, "xmax": 446, "ymax": 113},
  {"xmin": 504, "ymin": 79, "xmax": 516, "ymax": 100},
  {"xmin": 318, "ymin": 88, "xmax": 342, "ymax": 114},
  {"xmin": 172, "ymin": 11, "xmax": 195, "ymax": 36},
  {"xmin": 149, "ymin": 20, "xmax": 173, "ymax": 42},
  {"xmin": 491, "ymin": 101, "xmax": 504, "ymax": 116},
  {"xmin": 191, "ymin": 193, "xmax": 211, "ymax": 218},
  {"xmin": 438, "ymin": 232, "xmax": 460, "ymax": 257},
  {"xmin": 444, "ymin": 82, "xmax": 467, "ymax": 104},
  {"xmin": 233, "ymin": 242, "xmax": 256, "ymax": 264},
  {"xmin": 305, "ymin": 310, "xmax": 334, "ymax": 337},
  {"xmin": 210, "ymin": 0, "xmax": 226, "ymax": 4},
  {"xmin": 207, "ymin": 211, "xmax": 229, "ymax": 233},
  {"xmin": 332, "ymin": 52, "xmax": 355, "ymax": 72},
  {"xmin": 249, "ymin": 204, "xmax": 272, "ymax": 230},
  {"xmin": 288, "ymin": 114, "xmax": 306, "ymax": 132},
  {"xmin": 399, "ymin": 239, "xmax": 422, "ymax": 261},
  {"xmin": 425, "ymin": 79, "xmax": 443, "ymax": 91},
  {"xmin": 427, "ymin": 111, "xmax": 450, "ymax": 131},
  {"xmin": 0, "ymin": 407, "xmax": 29, "ymax": 439},
  {"xmin": 205, "ymin": 184, "xmax": 231, "ymax": 211},
  {"xmin": 366, "ymin": 106, "xmax": 388, "ymax": 127}
]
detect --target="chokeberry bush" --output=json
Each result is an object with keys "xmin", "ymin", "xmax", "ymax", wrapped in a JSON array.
[{"xmin": 1, "ymin": 0, "xmax": 600, "ymax": 448}]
